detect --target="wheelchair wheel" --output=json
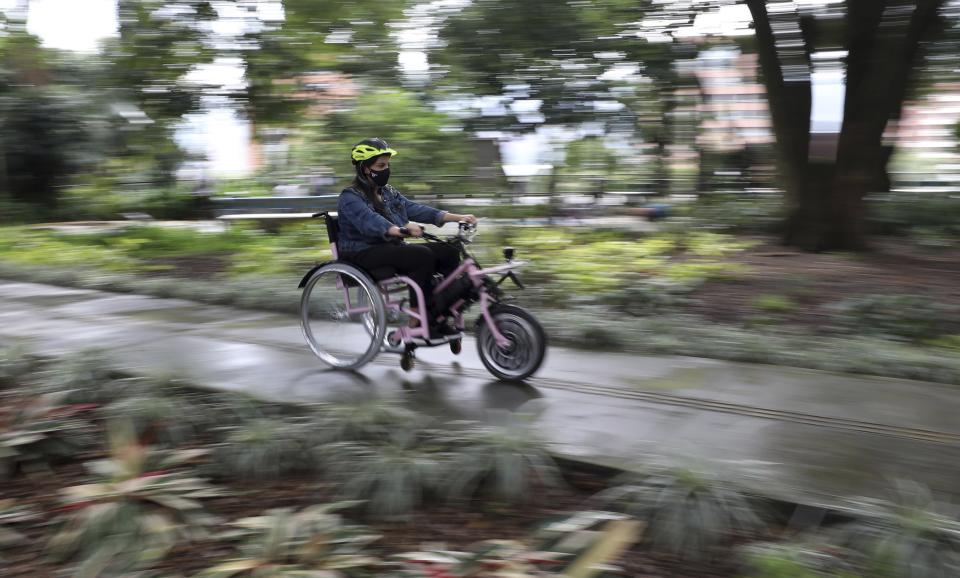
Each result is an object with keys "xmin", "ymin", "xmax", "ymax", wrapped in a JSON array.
[
  {"xmin": 300, "ymin": 262, "xmax": 386, "ymax": 369},
  {"xmin": 476, "ymin": 304, "xmax": 546, "ymax": 381}
]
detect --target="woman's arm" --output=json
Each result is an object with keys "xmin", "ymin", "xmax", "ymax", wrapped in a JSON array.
[{"xmin": 440, "ymin": 212, "xmax": 477, "ymax": 225}]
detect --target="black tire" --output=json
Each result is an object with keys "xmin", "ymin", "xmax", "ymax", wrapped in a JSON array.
[
  {"xmin": 401, "ymin": 351, "xmax": 415, "ymax": 372},
  {"xmin": 300, "ymin": 262, "xmax": 386, "ymax": 370},
  {"xmin": 476, "ymin": 304, "xmax": 547, "ymax": 381}
]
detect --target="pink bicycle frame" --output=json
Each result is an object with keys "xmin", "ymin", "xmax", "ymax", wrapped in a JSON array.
[{"xmin": 331, "ymin": 240, "xmax": 515, "ymax": 348}]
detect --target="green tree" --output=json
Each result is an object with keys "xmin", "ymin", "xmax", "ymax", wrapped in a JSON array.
[
  {"xmin": 0, "ymin": 30, "xmax": 107, "ymax": 213},
  {"xmin": 292, "ymin": 89, "xmax": 472, "ymax": 193},
  {"xmin": 233, "ymin": 0, "xmax": 410, "ymax": 128},
  {"xmin": 96, "ymin": 0, "xmax": 218, "ymax": 188}
]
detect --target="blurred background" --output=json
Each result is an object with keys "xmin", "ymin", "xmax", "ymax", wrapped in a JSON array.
[
  {"xmin": 0, "ymin": 0, "xmax": 956, "ymax": 238},
  {"xmin": 2, "ymin": 0, "xmax": 959, "ymax": 362}
]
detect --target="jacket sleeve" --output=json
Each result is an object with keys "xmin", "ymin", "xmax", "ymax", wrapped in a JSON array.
[
  {"xmin": 338, "ymin": 191, "xmax": 394, "ymax": 239},
  {"xmin": 398, "ymin": 191, "xmax": 447, "ymax": 227}
]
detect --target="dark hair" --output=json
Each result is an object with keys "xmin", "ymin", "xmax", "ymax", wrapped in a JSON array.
[{"xmin": 350, "ymin": 138, "xmax": 391, "ymax": 217}]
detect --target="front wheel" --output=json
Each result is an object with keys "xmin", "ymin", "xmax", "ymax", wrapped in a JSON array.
[{"xmin": 476, "ymin": 305, "xmax": 547, "ymax": 381}]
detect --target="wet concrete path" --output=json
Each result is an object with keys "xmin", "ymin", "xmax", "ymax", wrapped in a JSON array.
[{"xmin": 2, "ymin": 279, "xmax": 959, "ymax": 507}]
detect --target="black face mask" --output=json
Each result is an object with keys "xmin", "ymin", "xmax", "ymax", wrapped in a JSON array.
[{"xmin": 368, "ymin": 167, "xmax": 390, "ymax": 187}]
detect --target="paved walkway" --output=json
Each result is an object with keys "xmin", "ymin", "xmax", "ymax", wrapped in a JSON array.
[{"xmin": 2, "ymin": 280, "xmax": 959, "ymax": 508}]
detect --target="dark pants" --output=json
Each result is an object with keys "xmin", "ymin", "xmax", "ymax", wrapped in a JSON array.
[{"xmin": 343, "ymin": 242, "xmax": 460, "ymax": 311}]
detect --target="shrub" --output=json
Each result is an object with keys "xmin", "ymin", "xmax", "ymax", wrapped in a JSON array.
[
  {"xmin": 0, "ymin": 499, "xmax": 38, "ymax": 556},
  {"xmin": 313, "ymin": 399, "xmax": 426, "ymax": 443},
  {"xmin": 739, "ymin": 542, "xmax": 860, "ymax": 578},
  {"xmin": 827, "ymin": 294, "xmax": 960, "ymax": 341},
  {"xmin": 48, "ymin": 422, "xmax": 223, "ymax": 575},
  {"xmin": 440, "ymin": 415, "xmax": 562, "ymax": 504},
  {"xmin": 39, "ymin": 349, "xmax": 132, "ymax": 404},
  {"xmin": 100, "ymin": 394, "xmax": 201, "ymax": 448},
  {"xmin": 325, "ymin": 429, "xmax": 447, "ymax": 519},
  {"xmin": 754, "ymin": 295, "xmax": 797, "ymax": 314},
  {"xmin": 0, "ymin": 392, "xmax": 95, "ymax": 479},
  {"xmin": 208, "ymin": 417, "xmax": 318, "ymax": 481},
  {"xmin": 831, "ymin": 481, "xmax": 960, "ymax": 578},
  {"xmin": 588, "ymin": 465, "xmax": 766, "ymax": 560},
  {"xmin": 0, "ymin": 341, "xmax": 35, "ymax": 389},
  {"xmin": 199, "ymin": 504, "xmax": 380, "ymax": 577},
  {"xmin": 386, "ymin": 511, "xmax": 642, "ymax": 578}
]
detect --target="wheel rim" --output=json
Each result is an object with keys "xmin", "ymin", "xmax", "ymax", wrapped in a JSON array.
[
  {"xmin": 480, "ymin": 312, "xmax": 540, "ymax": 379},
  {"xmin": 300, "ymin": 266, "xmax": 384, "ymax": 368}
]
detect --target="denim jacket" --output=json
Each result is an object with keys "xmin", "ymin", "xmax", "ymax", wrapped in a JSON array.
[{"xmin": 336, "ymin": 185, "xmax": 447, "ymax": 253}]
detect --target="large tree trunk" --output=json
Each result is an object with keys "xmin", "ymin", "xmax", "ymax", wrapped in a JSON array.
[{"xmin": 747, "ymin": 0, "xmax": 944, "ymax": 251}]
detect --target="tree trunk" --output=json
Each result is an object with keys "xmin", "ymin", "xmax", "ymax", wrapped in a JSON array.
[{"xmin": 748, "ymin": 0, "xmax": 944, "ymax": 251}]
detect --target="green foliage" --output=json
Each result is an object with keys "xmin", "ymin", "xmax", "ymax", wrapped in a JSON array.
[
  {"xmin": 0, "ymin": 341, "xmax": 34, "ymax": 389},
  {"xmin": 48, "ymin": 422, "xmax": 222, "ymax": 575},
  {"xmin": 499, "ymin": 226, "xmax": 750, "ymax": 306},
  {"xmin": 386, "ymin": 511, "xmax": 641, "ymax": 578},
  {"xmin": 294, "ymin": 89, "xmax": 473, "ymax": 191},
  {"xmin": 740, "ymin": 542, "xmax": 860, "ymax": 578},
  {"xmin": 0, "ymin": 499, "xmax": 39, "ymax": 554},
  {"xmin": 868, "ymin": 192, "xmax": 960, "ymax": 245},
  {"xmin": 0, "ymin": 227, "xmax": 141, "ymax": 272},
  {"xmin": 325, "ymin": 430, "xmax": 446, "ymax": 519},
  {"xmin": 38, "ymin": 350, "xmax": 134, "ymax": 404},
  {"xmin": 314, "ymin": 399, "xmax": 426, "ymax": 444},
  {"xmin": 440, "ymin": 415, "xmax": 562, "ymax": 504},
  {"xmin": 589, "ymin": 465, "xmax": 765, "ymax": 560},
  {"xmin": 831, "ymin": 481, "xmax": 960, "ymax": 578},
  {"xmin": 685, "ymin": 193, "xmax": 786, "ymax": 234},
  {"xmin": 209, "ymin": 417, "xmax": 318, "ymax": 481},
  {"xmin": 100, "ymin": 394, "xmax": 199, "ymax": 449},
  {"xmin": 754, "ymin": 295, "xmax": 797, "ymax": 314},
  {"xmin": 199, "ymin": 504, "xmax": 380, "ymax": 577},
  {"xmin": 0, "ymin": 392, "xmax": 95, "ymax": 479},
  {"xmin": 828, "ymin": 294, "xmax": 960, "ymax": 341}
]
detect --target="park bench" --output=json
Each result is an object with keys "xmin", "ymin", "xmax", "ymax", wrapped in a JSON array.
[{"xmin": 211, "ymin": 195, "xmax": 339, "ymax": 229}]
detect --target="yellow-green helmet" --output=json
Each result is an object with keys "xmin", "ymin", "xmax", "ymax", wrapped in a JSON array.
[{"xmin": 350, "ymin": 138, "xmax": 398, "ymax": 164}]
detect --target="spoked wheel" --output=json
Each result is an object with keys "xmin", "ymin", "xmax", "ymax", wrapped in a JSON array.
[
  {"xmin": 300, "ymin": 262, "xmax": 386, "ymax": 369},
  {"xmin": 476, "ymin": 304, "xmax": 547, "ymax": 381}
]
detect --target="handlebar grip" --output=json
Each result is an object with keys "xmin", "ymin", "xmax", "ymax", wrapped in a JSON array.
[{"xmin": 398, "ymin": 227, "xmax": 411, "ymax": 236}]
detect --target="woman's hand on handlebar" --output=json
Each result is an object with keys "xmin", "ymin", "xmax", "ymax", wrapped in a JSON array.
[
  {"xmin": 388, "ymin": 223, "xmax": 423, "ymax": 238},
  {"xmin": 443, "ymin": 212, "xmax": 478, "ymax": 226}
]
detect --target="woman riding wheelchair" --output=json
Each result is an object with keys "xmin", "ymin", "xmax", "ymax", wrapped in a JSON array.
[{"xmin": 336, "ymin": 138, "xmax": 478, "ymax": 340}]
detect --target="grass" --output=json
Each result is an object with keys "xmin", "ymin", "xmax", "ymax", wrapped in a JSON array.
[{"xmin": 754, "ymin": 295, "xmax": 797, "ymax": 314}]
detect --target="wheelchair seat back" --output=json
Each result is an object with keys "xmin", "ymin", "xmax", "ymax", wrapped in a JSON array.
[{"xmin": 322, "ymin": 212, "xmax": 397, "ymax": 283}]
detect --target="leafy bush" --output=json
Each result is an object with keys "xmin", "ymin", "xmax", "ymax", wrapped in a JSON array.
[
  {"xmin": 828, "ymin": 294, "xmax": 960, "ymax": 341},
  {"xmin": 0, "ymin": 393, "xmax": 95, "ymax": 479},
  {"xmin": 754, "ymin": 295, "xmax": 797, "ymax": 314},
  {"xmin": 38, "ymin": 349, "xmax": 131, "ymax": 404},
  {"xmin": 100, "ymin": 393, "xmax": 200, "ymax": 448},
  {"xmin": 831, "ymin": 481, "xmax": 960, "ymax": 578},
  {"xmin": 325, "ymin": 430, "xmax": 447, "ymax": 519},
  {"xmin": 588, "ymin": 465, "xmax": 766, "ymax": 560},
  {"xmin": 314, "ymin": 399, "xmax": 426, "ymax": 443},
  {"xmin": 0, "ymin": 342, "xmax": 34, "ymax": 389},
  {"xmin": 386, "ymin": 511, "xmax": 641, "ymax": 578},
  {"xmin": 440, "ymin": 416, "xmax": 562, "ymax": 504},
  {"xmin": 868, "ymin": 192, "xmax": 960, "ymax": 244},
  {"xmin": 684, "ymin": 192, "xmax": 785, "ymax": 234},
  {"xmin": 0, "ymin": 500, "xmax": 38, "ymax": 556},
  {"xmin": 740, "ymin": 542, "xmax": 860, "ymax": 578},
  {"xmin": 48, "ymin": 422, "xmax": 223, "ymax": 575},
  {"xmin": 208, "ymin": 417, "xmax": 318, "ymax": 481},
  {"xmin": 199, "ymin": 504, "xmax": 380, "ymax": 577}
]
